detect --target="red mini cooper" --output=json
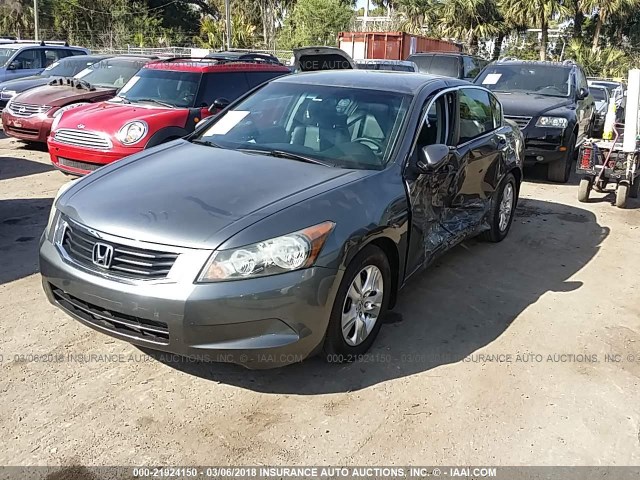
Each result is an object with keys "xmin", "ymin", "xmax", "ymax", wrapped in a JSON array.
[{"xmin": 47, "ymin": 56, "xmax": 290, "ymax": 175}]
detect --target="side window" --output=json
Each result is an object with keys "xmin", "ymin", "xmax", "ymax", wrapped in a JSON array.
[
  {"xmin": 245, "ymin": 70, "xmax": 287, "ymax": 88},
  {"xmin": 463, "ymin": 56, "xmax": 481, "ymax": 79},
  {"xmin": 44, "ymin": 49, "xmax": 66, "ymax": 67},
  {"xmin": 458, "ymin": 88, "xmax": 494, "ymax": 144},
  {"xmin": 13, "ymin": 48, "xmax": 43, "ymax": 69},
  {"xmin": 416, "ymin": 94, "xmax": 451, "ymax": 150},
  {"xmin": 197, "ymin": 72, "xmax": 250, "ymax": 106},
  {"xmin": 490, "ymin": 93, "xmax": 502, "ymax": 128}
]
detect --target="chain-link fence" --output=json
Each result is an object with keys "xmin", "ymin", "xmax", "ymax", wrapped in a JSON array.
[{"xmin": 90, "ymin": 45, "xmax": 294, "ymax": 63}]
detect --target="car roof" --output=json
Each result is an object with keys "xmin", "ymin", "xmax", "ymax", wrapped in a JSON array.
[
  {"xmin": 273, "ymin": 70, "xmax": 468, "ymax": 94},
  {"xmin": 144, "ymin": 58, "xmax": 290, "ymax": 73},
  {"xmin": 59, "ymin": 54, "xmax": 110, "ymax": 63},
  {"xmin": 407, "ymin": 52, "xmax": 471, "ymax": 57},
  {"xmin": 0, "ymin": 43, "xmax": 84, "ymax": 50}
]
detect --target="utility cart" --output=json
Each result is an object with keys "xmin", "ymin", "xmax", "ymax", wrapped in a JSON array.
[{"xmin": 576, "ymin": 124, "xmax": 640, "ymax": 208}]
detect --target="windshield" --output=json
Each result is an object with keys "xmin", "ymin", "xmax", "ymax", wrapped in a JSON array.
[
  {"xmin": 591, "ymin": 88, "xmax": 607, "ymax": 102},
  {"xmin": 116, "ymin": 68, "xmax": 201, "ymax": 107},
  {"xmin": 0, "ymin": 48, "xmax": 16, "ymax": 67},
  {"xmin": 194, "ymin": 82, "xmax": 411, "ymax": 170},
  {"xmin": 74, "ymin": 59, "xmax": 146, "ymax": 88},
  {"xmin": 477, "ymin": 64, "xmax": 571, "ymax": 97},
  {"xmin": 43, "ymin": 58, "xmax": 96, "ymax": 78}
]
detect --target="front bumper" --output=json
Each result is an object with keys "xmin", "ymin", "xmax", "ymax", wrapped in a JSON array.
[
  {"xmin": 521, "ymin": 126, "xmax": 569, "ymax": 164},
  {"xmin": 48, "ymin": 138, "xmax": 142, "ymax": 175},
  {"xmin": 39, "ymin": 236, "xmax": 341, "ymax": 369},
  {"xmin": 1, "ymin": 110, "xmax": 53, "ymax": 142}
]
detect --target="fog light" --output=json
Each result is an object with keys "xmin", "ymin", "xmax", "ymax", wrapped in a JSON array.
[
  {"xmin": 536, "ymin": 155, "xmax": 544, "ymax": 161},
  {"xmin": 559, "ymin": 146, "xmax": 567, "ymax": 152}
]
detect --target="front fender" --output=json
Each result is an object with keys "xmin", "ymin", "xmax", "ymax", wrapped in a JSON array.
[{"xmin": 145, "ymin": 126, "xmax": 190, "ymax": 149}]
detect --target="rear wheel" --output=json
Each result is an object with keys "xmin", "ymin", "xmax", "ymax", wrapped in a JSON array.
[
  {"xmin": 479, "ymin": 173, "xmax": 517, "ymax": 243},
  {"xmin": 616, "ymin": 182, "xmax": 629, "ymax": 208},
  {"xmin": 578, "ymin": 177, "xmax": 592, "ymax": 203},
  {"xmin": 323, "ymin": 245, "xmax": 390, "ymax": 361},
  {"xmin": 547, "ymin": 134, "xmax": 576, "ymax": 183}
]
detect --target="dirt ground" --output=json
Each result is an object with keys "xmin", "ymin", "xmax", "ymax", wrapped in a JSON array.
[{"xmin": 1, "ymin": 130, "xmax": 640, "ymax": 469}]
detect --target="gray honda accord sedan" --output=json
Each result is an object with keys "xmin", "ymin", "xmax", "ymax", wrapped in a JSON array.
[{"xmin": 40, "ymin": 70, "xmax": 524, "ymax": 369}]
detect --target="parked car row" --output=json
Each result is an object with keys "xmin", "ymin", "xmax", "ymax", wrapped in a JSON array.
[{"xmin": 24, "ymin": 48, "xmax": 526, "ymax": 368}]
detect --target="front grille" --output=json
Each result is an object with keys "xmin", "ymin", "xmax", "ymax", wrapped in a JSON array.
[
  {"xmin": 51, "ymin": 285, "xmax": 170, "ymax": 344},
  {"xmin": 505, "ymin": 115, "xmax": 532, "ymax": 130},
  {"xmin": 58, "ymin": 157, "xmax": 102, "ymax": 172},
  {"xmin": 61, "ymin": 221, "xmax": 179, "ymax": 280},
  {"xmin": 7, "ymin": 101, "xmax": 51, "ymax": 117},
  {"xmin": 54, "ymin": 128, "xmax": 112, "ymax": 150},
  {"xmin": 5, "ymin": 125, "xmax": 39, "ymax": 137}
]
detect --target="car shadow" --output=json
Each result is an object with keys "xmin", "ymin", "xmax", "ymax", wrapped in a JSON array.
[
  {"xmin": 151, "ymin": 198, "xmax": 609, "ymax": 393},
  {"xmin": 0, "ymin": 197, "xmax": 52, "ymax": 285},
  {"xmin": 524, "ymin": 163, "xmax": 581, "ymax": 186},
  {"xmin": 0, "ymin": 156, "xmax": 54, "ymax": 181}
]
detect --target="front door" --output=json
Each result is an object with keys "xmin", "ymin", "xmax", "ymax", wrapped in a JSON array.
[{"xmin": 404, "ymin": 91, "xmax": 460, "ymax": 276}]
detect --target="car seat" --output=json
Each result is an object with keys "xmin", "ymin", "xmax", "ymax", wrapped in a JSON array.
[{"xmin": 291, "ymin": 99, "xmax": 349, "ymax": 151}]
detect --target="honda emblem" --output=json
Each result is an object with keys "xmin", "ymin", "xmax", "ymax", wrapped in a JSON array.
[{"xmin": 92, "ymin": 242, "xmax": 113, "ymax": 269}]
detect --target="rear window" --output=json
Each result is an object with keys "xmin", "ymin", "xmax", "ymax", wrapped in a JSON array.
[
  {"xmin": 408, "ymin": 55, "xmax": 460, "ymax": 77},
  {"xmin": 298, "ymin": 54, "xmax": 352, "ymax": 71}
]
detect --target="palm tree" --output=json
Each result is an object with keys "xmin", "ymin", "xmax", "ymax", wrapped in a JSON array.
[
  {"xmin": 500, "ymin": 0, "xmax": 568, "ymax": 61},
  {"xmin": 438, "ymin": 0, "xmax": 500, "ymax": 54},
  {"xmin": 396, "ymin": 0, "xmax": 434, "ymax": 33},
  {"xmin": 581, "ymin": 0, "xmax": 640, "ymax": 51}
]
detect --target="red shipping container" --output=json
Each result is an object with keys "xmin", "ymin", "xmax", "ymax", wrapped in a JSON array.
[{"xmin": 338, "ymin": 31, "xmax": 461, "ymax": 61}]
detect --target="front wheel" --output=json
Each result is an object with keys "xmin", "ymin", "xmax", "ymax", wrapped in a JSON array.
[
  {"xmin": 323, "ymin": 245, "xmax": 391, "ymax": 361},
  {"xmin": 578, "ymin": 177, "xmax": 592, "ymax": 203},
  {"xmin": 547, "ymin": 134, "xmax": 576, "ymax": 183},
  {"xmin": 479, "ymin": 173, "xmax": 518, "ymax": 243}
]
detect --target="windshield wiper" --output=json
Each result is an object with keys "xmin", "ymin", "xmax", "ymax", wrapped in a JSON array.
[
  {"xmin": 134, "ymin": 98, "xmax": 175, "ymax": 108},
  {"xmin": 238, "ymin": 148, "xmax": 333, "ymax": 167},
  {"xmin": 191, "ymin": 138, "xmax": 220, "ymax": 148}
]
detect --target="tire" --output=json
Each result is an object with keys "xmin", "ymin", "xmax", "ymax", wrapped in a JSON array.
[
  {"xmin": 323, "ymin": 244, "xmax": 391, "ymax": 361},
  {"xmin": 547, "ymin": 134, "xmax": 576, "ymax": 183},
  {"xmin": 616, "ymin": 182, "xmax": 629, "ymax": 208},
  {"xmin": 578, "ymin": 177, "xmax": 592, "ymax": 203},
  {"xmin": 479, "ymin": 172, "xmax": 517, "ymax": 243}
]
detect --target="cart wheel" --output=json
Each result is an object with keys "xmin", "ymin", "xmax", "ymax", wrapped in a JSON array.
[
  {"xmin": 616, "ymin": 182, "xmax": 630, "ymax": 208},
  {"xmin": 630, "ymin": 178, "xmax": 639, "ymax": 199},
  {"xmin": 578, "ymin": 177, "xmax": 592, "ymax": 203}
]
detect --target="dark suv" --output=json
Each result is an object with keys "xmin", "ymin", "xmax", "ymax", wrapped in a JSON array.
[
  {"xmin": 475, "ymin": 59, "xmax": 595, "ymax": 183},
  {"xmin": 406, "ymin": 52, "xmax": 488, "ymax": 80}
]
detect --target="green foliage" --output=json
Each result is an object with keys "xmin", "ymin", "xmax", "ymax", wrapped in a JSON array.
[
  {"xmin": 277, "ymin": 0, "xmax": 354, "ymax": 49},
  {"xmin": 566, "ymin": 39, "xmax": 638, "ymax": 78}
]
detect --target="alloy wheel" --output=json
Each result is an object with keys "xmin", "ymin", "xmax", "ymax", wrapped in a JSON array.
[{"xmin": 341, "ymin": 265, "xmax": 384, "ymax": 346}]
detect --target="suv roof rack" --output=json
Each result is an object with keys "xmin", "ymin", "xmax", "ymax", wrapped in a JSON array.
[{"xmin": 162, "ymin": 56, "xmax": 283, "ymax": 66}]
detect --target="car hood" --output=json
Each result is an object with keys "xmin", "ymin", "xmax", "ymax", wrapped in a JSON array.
[
  {"xmin": 0, "ymin": 75, "xmax": 48, "ymax": 91},
  {"xmin": 60, "ymin": 101, "xmax": 185, "ymax": 137},
  {"xmin": 13, "ymin": 83, "xmax": 116, "ymax": 107},
  {"xmin": 493, "ymin": 91, "xmax": 573, "ymax": 117},
  {"xmin": 58, "ymin": 141, "xmax": 365, "ymax": 249}
]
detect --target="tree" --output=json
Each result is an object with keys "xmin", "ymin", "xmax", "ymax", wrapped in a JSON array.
[
  {"xmin": 581, "ymin": 0, "xmax": 640, "ymax": 51},
  {"xmin": 395, "ymin": 0, "xmax": 434, "ymax": 33},
  {"xmin": 277, "ymin": 0, "xmax": 354, "ymax": 49},
  {"xmin": 438, "ymin": 0, "xmax": 500, "ymax": 54},
  {"xmin": 500, "ymin": 0, "xmax": 568, "ymax": 61}
]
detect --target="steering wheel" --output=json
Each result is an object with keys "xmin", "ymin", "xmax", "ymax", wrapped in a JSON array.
[{"xmin": 353, "ymin": 137, "xmax": 384, "ymax": 152}]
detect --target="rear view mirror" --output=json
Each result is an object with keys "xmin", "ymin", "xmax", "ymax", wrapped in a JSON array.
[
  {"xmin": 208, "ymin": 97, "xmax": 230, "ymax": 114},
  {"xmin": 417, "ymin": 144, "xmax": 450, "ymax": 173}
]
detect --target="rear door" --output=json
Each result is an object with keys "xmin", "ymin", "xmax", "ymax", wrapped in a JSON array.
[{"xmin": 443, "ymin": 86, "xmax": 503, "ymax": 237}]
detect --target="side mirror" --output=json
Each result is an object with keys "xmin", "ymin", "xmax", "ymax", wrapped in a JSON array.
[
  {"xmin": 417, "ymin": 144, "xmax": 450, "ymax": 173},
  {"xmin": 208, "ymin": 97, "xmax": 230, "ymax": 114},
  {"xmin": 7, "ymin": 61, "xmax": 18, "ymax": 71},
  {"xmin": 577, "ymin": 87, "xmax": 588, "ymax": 100}
]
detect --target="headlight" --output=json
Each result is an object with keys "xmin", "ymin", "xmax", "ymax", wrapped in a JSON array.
[
  {"xmin": 116, "ymin": 121, "xmax": 148, "ymax": 145},
  {"xmin": 198, "ymin": 221, "xmax": 335, "ymax": 282},
  {"xmin": 45, "ymin": 180, "xmax": 77, "ymax": 240},
  {"xmin": 536, "ymin": 116, "xmax": 568, "ymax": 128},
  {"xmin": 1, "ymin": 89, "xmax": 16, "ymax": 100},
  {"xmin": 52, "ymin": 102, "xmax": 89, "ymax": 118}
]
